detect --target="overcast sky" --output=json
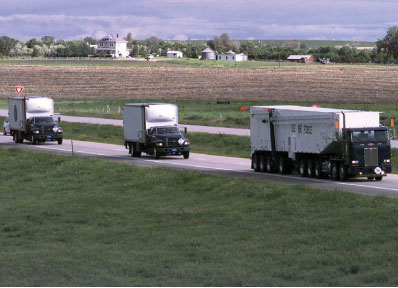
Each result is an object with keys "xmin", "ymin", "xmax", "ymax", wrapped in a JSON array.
[{"xmin": 0, "ymin": 0, "xmax": 396, "ymax": 41}]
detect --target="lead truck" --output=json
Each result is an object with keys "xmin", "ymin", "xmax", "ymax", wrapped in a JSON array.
[
  {"xmin": 250, "ymin": 105, "xmax": 392, "ymax": 181},
  {"xmin": 123, "ymin": 103, "xmax": 190, "ymax": 159},
  {"xmin": 8, "ymin": 96, "xmax": 63, "ymax": 144}
]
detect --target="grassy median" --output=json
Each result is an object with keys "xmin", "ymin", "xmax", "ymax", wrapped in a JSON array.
[{"xmin": 1, "ymin": 147, "xmax": 398, "ymax": 286}]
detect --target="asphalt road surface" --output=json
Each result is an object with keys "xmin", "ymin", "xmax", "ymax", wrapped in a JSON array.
[{"xmin": 1, "ymin": 134, "xmax": 398, "ymax": 198}]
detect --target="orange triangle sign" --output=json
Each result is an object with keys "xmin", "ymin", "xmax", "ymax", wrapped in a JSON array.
[{"xmin": 15, "ymin": 86, "xmax": 24, "ymax": 95}]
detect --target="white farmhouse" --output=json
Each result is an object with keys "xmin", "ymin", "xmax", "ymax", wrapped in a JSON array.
[
  {"xmin": 96, "ymin": 34, "xmax": 129, "ymax": 58},
  {"xmin": 167, "ymin": 51, "xmax": 183, "ymax": 58},
  {"xmin": 217, "ymin": 50, "xmax": 248, "ymax": 61}
]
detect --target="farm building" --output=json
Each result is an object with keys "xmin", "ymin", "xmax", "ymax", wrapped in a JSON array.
[
  {"xmin": 96, "ymin": 34, "xmax": 130, "ymax": 58},
  {"xmin": 287, "ymin": 55, "xmax": 314, "ymax": 63},
  {"xmin": 200, "ymin": 47, "xmax": 216, "ymax": 60},
  {"xmin": 167, "ymin": 51, "xmax": 183, "ymax": 58},
  {"xmin": 217, "ymin": 50, "xmax": 248, "ymax": 61}
]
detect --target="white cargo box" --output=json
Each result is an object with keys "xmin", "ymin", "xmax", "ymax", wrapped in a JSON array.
[
  {"xmin": 8, "ymin": 96, "xmax": 54, "ymax": 131},
  {"xmin": 250, "ymin": 105, "xmax": 380, "ymax": 155},
  {"xmin": 123, "ymin": 103, "xmax": 178, "ymax": 143}
]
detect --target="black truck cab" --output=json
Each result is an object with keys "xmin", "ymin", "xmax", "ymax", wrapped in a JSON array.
[
  {"xmin": 146, "ymin": 126, "xmax": 190, "ymax": 159},
  {"xmin": 345, "ymin": 127, "xmax": 391, "ymax": 179},
  {"xmin": 28, "ymin": 116, "xmax": 63, "ymax": 144}
]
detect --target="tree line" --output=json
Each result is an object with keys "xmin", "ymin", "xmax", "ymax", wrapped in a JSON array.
[{"xmin": 1, "ymin": 27, "xmax": 398, "ymax": 63}]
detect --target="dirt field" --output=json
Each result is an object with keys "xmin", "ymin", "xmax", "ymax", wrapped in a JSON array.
[{"xmin": 1, "ymin": 64, "xmax": 398, "ymax": 102}]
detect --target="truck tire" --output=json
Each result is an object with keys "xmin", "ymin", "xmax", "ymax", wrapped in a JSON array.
[
  {"xmin": 315, "ymin": 161, "xmax": 323, "ymax": 179},
  {"xmin": 375, "ymin": 176, "xmax": 383, "ymax": 181},
  {"xmin": 339, "ymin": 164, "xmax": 348, "ymax": 181},
  {"xmin": 57, "ymin": 139, "xmax": 63, "ymax": 145},
  {"xmin": 183, "ymin": 152, "xmax": 190, "ymax": 159},
  {"xmin": 278, "ymin": 157, "xmax": 287, "ymax": 174},
  {"xmin": 131, "ymin": 143, "xmax": 141, "ymax": 157},
  {"xmin": 154, "ymin": 148, "xmax": 160, "ymax": 159},
  {"xmin": 299, "ymin": 159, "xmax": 308, "ymax": 177},
  {"xmin": 331, "ymin": 162, "xmax": 339, "ymax": 180},
  {"xmin": 32, "ymin": 138, "xmax": 37, "ymax": 145},
  {"xmin": 307, "ymin": 159, "xmax": 315, "ymax": 177},
  {"xmin": 252, "ymin": 153, "xmax": 260, "ymax": 172},
  {"xmin": 3, "ymin": 129, "xmax": 6, "ymax": 136},
  {"xmin": 259, "ymin": 154, "xmax": 266, "ymax": 172},
  {"xmin": 266, "ymin": 156, "xmax": 275, "ymax": 173}
]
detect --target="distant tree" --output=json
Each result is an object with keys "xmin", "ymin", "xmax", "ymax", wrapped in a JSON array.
[
  {"xmin": 0, "ymin": 36, "xmax": 18, "ymax": 56},
  {"xmin": 41, "ymin": 36, "xmax": 54, "ymax": 46},
  {"xmin": 219, "ymin": 33, "xmax": 231, "ymax": 47},
  {"xmin": 377, "ymin": 26, "xmax": 398, "ymax": 59},
  {"xmin": 125, "ymin": 32, "xmax": 134, "ymax": 49},
  {"xmin": 26, "ymin": 38, "xmax": 42, "ymax": 48},
  {"xmin": 83, "ymin": 37, "xmax": 97, "ymax": 45}
]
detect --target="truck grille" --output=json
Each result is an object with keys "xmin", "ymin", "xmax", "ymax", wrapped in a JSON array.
[
  {"xmin": 364, "ymin": 148, "xmax": 378, "ymax": 167},
  {"xmin": 43, "ymin": 126, "xmax": 55, "ymax": 135},
  {"xmin": 167, "ymin": 138, "xmax": 180, "ymax": 147}
]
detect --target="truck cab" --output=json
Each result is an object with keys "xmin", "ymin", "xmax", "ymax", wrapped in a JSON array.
[
  {"xmin": 28, "ymin": 116, "xmax": 63, "ymax": 144},
  {"xmin": 345, "ymin": 127, "xmax": 391, "ymax": 179},
  {"xmin": 146, "ymin": 126, "xmax": 190, "ymax": 159}
]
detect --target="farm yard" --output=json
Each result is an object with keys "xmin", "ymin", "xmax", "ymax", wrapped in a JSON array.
[{"xmin": 1, "ymin": 61, "xmax": 398, "ymax": 103}]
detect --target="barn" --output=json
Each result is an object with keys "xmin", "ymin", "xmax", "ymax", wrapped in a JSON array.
[
  {"xmin": 167, "ymin": 51, "xmax": 183, "ymax": 58},
  {"xmin": 217, "ymin": 50, "xmax": 248, "ymax": 61},
  {"xmin": 287, "ymin": 55, "xmax": 314, "ymax": 63}
]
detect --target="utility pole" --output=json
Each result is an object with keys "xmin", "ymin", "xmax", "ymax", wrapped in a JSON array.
[{"xmin": 278, "ymin": 45, "xmax": 281, "ymax": 68}]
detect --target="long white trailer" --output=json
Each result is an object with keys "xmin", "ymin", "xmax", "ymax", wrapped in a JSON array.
[{"xmin": 250, "ymin": 105, "xmax": 391, "ymax": 181}]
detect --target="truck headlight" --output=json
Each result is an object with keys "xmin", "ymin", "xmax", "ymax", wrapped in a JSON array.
[
  {"xmin": 155, "ymin": 142, "xmax": 163, "ymax": 147},
  {"xmin": 184, "ymin": 141, "xmax": 190, "ymax": 145},
  {"xmin": 384, "ymin": 159, "xmax": 391, "ymax": 164},
  {"xmin": 33, "ymin": 130, "xmax": 40, "ymax": 134},
  {"xmin": 57, "ymin": 128, "xmax": 63, "ymax": 133},
  {"xmin": 351, "ymin": 160, "xmax": 359, "ymax": 164}
]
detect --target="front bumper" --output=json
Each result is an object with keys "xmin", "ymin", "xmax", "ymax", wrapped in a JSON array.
[
  {"xmin": 33, "ymin": 134, "xmax": 63, "ymax": 141},
  {"xmin": 349, "ymin": 165, "xmax": 392, "ymax": 177},
  {"xmin": 156, "ymin": 146, "xmax": 190, "ymax": 155}
]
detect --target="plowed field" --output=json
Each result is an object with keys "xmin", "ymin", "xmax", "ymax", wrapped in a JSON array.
[{"xmin": 1, "ymin": 64, "xmax": 398, "ymax": 102}]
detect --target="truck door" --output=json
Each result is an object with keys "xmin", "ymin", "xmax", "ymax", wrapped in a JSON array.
[{"xmin": 250, "ymin": 111, "xmax": 271, "ymax": 152}]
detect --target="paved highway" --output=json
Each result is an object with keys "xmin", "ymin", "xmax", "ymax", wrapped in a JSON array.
[{"xmin": 1, "ymin": 134, "xmax": 398, "ymax": 198}]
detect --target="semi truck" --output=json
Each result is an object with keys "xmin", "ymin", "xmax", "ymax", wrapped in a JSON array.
[
  {"xmin": 250, "ymin": 105, "xmax": 392, "ymax": 181},
  {"xmin": 123, "ymin": 103, "xmax": 190, "ymax": 159},
  {"xmin": 8, "ymin": 96, "xmax": 63, "ymax": 144}
]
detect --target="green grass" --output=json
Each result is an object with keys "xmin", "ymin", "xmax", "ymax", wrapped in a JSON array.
[
  {"xmin": 1, "ymin": 147, "xmax": 398, "ymax": 285},
  {"xmin": 1, "ymin": 98, "xmax": 396, "ymax": 129}
]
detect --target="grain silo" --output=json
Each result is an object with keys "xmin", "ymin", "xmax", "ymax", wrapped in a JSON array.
[{"xmin": 201, "ymin": 47, "xmax": 216, "ymax": 60}]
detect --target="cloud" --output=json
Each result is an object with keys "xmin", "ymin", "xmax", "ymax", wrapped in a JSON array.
[{"xmin": 1, "ymin": 0, "xmax": 397, "ymax": 41}]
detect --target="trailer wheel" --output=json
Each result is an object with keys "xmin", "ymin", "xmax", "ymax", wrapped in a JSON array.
[
  {"xmin": 339, "ymin": 164, "xmax": 348, "ymax": 181},
  {"xmin": 307, "ymin": 159, "xmax": 315, "ymax": 177},
  {"xmin": 266, "ymin": 156, "xmax": 275, "ymax": 173},
  {"xmin": 278, "ymin": 157, "xmax": 287, "ymax": 174},
  {"xmin": 375, "ymin": 176, "xmax": 383, "ymax": 181},
  {"xmin": 331, "ymin": 162, "xmax": 339, "ymax": 180},
  {"xmin": 299, "ymin": 159, "xmax": 308, "ymax": 177},
  {"xmin": 259, "ymin": 154, "xmax": 266, "ymax": 172},
  {"xmin": 252, "ymin": 153, "xmax": 260, "ymax": 172},
  {"xmin": 315, "ymin": 161, "xmax": 322, "ymax": 178},
  {"xmin": 132, "ymin": 143, "xmax": 141, "ymax": 157}
]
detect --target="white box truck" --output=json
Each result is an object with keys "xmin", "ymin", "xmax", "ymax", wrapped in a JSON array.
[
  {"xmin": 123, "ymin": 103, "xmax": 190, "ymax": 159},
  {"xmin": 8, "ymin": 96, "xmax": 63, "ymax": 144},
  {"xmin": 250, "ymin": 105, "xmax": 391, "ymax": 181}
]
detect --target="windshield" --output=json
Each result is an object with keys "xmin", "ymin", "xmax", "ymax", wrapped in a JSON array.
[
  {"xmin": 34, "ymin": 117, "xmax": 55, "ymax": 124},
  {"xmin": 351, "ymin": 130, "xmax": 389, "ymax": 142},
  {"xmin": 156, "ymin": 127, "xmax": 180, "ymax": 135}
]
